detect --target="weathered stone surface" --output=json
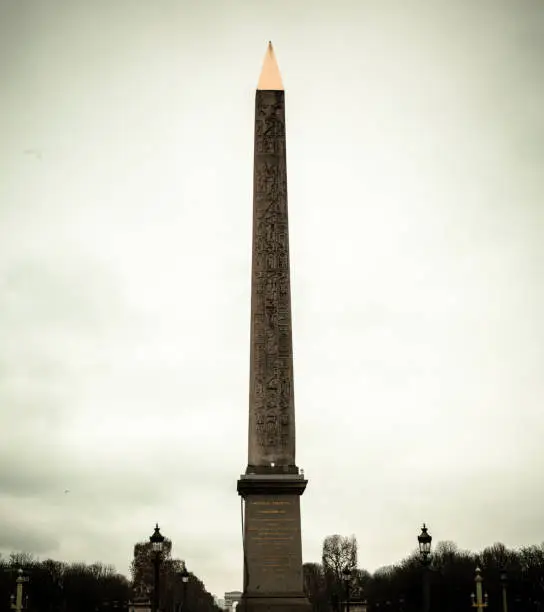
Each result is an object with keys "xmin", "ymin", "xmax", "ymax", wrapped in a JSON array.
[
  {"xmin": 237, "ymin": 479, "xmax": 310, "ymax": 611},
  {"xmin": 244, "ymin": 493, "xmax": 303, "ymax": 592},
  {"xmin": 248, "ymin": 88, "xmax": 296, "ymax": 469},
  {"xmin": 237, "ymin": 594, "xmax": 311, "ymax": 612}
]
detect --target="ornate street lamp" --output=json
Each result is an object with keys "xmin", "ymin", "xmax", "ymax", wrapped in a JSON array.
[
  {"xmin": 471, "ymin": 567, "xmax": 489, "ymax": 611},
  {"xmin": 150, "ymin": 524, "xmax": 165, "ymax": 612},
  {"xmin": 500, "ymin": 569, "xmax": 508, "ymax": 612},
  {"xmin": 342, "ymin": 565, "xmax": 352, "ymax": 612},
  {"xmin": 418, "ymin": 524, "xmax": 432, "ymax": 612},
  {"xmin": 418, "ymin": 524, "xmax": 432, "ymax": 564}
]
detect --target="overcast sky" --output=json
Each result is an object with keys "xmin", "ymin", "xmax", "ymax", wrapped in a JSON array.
[{"xmin": 1, "ymin": 0, "xmax": 543, "ymax": 600}]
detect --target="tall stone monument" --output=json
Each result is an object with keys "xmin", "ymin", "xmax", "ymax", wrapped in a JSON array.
[{"xmin": 237, "ymin": 43, "xmax": 311, "ymax": 612}]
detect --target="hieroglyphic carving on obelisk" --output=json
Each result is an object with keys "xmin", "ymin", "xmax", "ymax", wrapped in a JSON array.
[{"xmin": 248, "ymin": 42, "xmax": 296, "ymax": 469}]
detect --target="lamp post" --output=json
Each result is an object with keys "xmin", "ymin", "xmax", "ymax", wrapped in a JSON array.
[
  {"xmin": 471, "ymin": 567, "xmax": 489, "ymax": 611},
  {"xmin": 500, "ymin": 569, "xmax": 508, "ymax": 612},
  {"xmin": 418, "ymin": 524, "xmax": 432, "ymax": 612},
  {"xmin": 342, "ymin": 565, "xmax": 352, "ymax": 612},
  {"xmin": 180, "ymin": 562, "xmax": 189, "ymax": 612},
  {"xmin": 150, "ymin": 524, "xmax": 165, "ymax": 612},
  {"xmin": 10, "ymin": 569, "xmax": 29, "ymax": 612}
]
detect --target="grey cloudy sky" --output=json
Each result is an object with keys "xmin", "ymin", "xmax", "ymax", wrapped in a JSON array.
[{"xmin": 1, "ymin": 0, "xmax": 543, "ymax": 599}]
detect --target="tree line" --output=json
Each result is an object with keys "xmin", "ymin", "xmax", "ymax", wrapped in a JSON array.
[
  {"xmin": 0, "ymin": 544, "xmax": 221, "ymax": 612},
  {"xmin": 303, "ymin": 535, "xmax": 544, "ymax": 612},
  {"xmin": 0, "ymin": 552, "xmax": 129, "ymax": 612}
]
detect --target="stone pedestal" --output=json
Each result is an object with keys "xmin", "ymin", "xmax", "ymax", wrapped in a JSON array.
[
  {"xmin": 237, "ymin": 594, "xmax": 311, "ymax": 612},
  {"xmin": 237, "ymin": 474, "xmax": 311, "ymax": 612}
]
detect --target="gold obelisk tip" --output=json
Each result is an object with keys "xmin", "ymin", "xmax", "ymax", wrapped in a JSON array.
[{"xmin": 257, "ymin": 41, "xmax": 284, "ymax": 91}]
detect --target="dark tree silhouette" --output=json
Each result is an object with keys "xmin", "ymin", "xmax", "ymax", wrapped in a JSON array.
[
  {"xmin": 0, "ymin": 545, "xmax": 221, "ymax": 612},
  {"xmin": 0, "ymin": 554, "xmax": 130, "ymax": 612},
  {"xmin": 301, "ymin": 538, "xmax": 544, "ymax": 612},
  {"xmin": 303, "ymin": 563, "xmax": 328, "ymax": 612},
  {"xmin": 129, "ymin": 539, "xmax": 220, "ymax": 612}
]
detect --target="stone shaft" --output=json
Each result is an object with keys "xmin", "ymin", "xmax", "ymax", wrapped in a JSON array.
[{"xmin": 248, "ymin": 89, "xmax": 296, "ymax": 470}]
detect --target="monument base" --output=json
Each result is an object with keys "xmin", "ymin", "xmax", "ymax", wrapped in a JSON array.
[
  {"xmin": 237, "ymin": 593, "xmax": 312, "ymax": 612},
  {"xmin": 237, "ymin": 474, "xmax": 310, "ymax": 612}
]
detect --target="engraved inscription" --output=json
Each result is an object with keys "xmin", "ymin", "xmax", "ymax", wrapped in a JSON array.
[
  {"xmin": 250, "ymin": 90, "xmax": 295, "ymax": 461},
  {"xmin": 248, "ymin": 499, "xmax": 298, "ymax": 577}
]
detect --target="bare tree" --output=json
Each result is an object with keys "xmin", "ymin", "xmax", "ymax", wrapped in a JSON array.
[{"xmin": 322, "ymin": 534, "xmax": 358, "ymax": 579}]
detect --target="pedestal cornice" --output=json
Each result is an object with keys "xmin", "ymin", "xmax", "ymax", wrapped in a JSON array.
[{"xmin": 237, "ymin": 473, "xmax": 308, "ymax": 497}]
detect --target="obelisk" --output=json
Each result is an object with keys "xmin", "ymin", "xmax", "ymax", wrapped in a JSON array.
[{"xmin": 237, "ymin": 43, "xmax": 311, "ymax": 612}]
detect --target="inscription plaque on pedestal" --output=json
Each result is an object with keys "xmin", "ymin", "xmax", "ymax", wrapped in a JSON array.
[{"xmin": 245, "ymin": 496, "xmax": 302, "ymax": 592}]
